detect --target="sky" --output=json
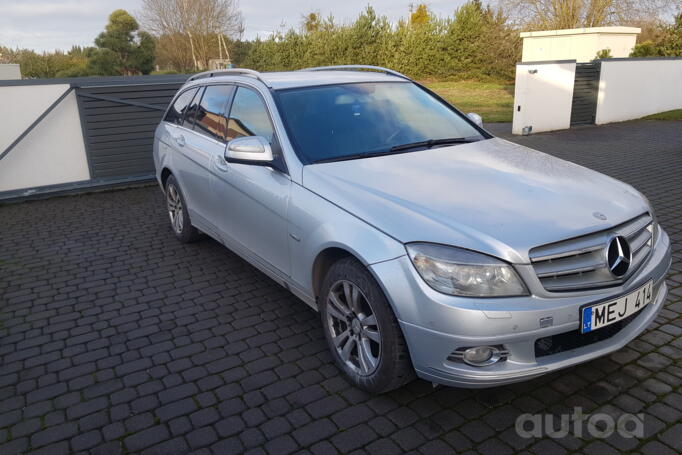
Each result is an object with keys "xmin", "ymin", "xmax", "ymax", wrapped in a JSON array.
[{"xmin": 0, "ymin": 0, "xmax": 470, "ymax": 53}]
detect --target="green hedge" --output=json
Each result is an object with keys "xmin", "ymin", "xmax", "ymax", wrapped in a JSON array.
[{"xmin": 236, "ymin": 2, "xmax": 521, "ymax": 81}]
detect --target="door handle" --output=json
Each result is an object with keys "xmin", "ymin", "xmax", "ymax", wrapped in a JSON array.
[{"xmin": 175, "ymin": 134, "xmax": 185, "ymax": 147}]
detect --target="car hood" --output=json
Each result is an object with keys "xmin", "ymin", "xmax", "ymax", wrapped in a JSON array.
[{"xmin": 302, "ymin": 138, "xmax": 649, "ymax": 263}]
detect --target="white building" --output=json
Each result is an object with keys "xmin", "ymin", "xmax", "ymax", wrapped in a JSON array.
[{"xmin": 521, "ymin": 27, "xmax": 640, "ymax": 62}]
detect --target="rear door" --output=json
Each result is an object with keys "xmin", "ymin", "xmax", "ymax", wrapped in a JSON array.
[
  {"xmin": 167, "ymin": 86, "xmax": 214, "ymax": 223},
  {"xmin": 179, "ymin": 85, "xmax": 235, "ymax": 233},
  {"xmin": 160, "ymin": 87, "xmax": 197, "ymax": 177}
]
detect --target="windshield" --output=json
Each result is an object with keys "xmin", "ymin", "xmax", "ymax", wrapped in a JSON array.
[{"xmin": 276, "ymin": 82, "xmax": 485, "ymax": 164}]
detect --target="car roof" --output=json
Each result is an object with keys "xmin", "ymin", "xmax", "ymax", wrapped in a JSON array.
[{"xmin": 186, "ymin": 70, "xmax": 408, "ymax": 90}]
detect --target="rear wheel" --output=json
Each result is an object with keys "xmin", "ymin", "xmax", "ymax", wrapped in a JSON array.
[
  {"xmin": 165, "ymin": 175, "xmax": 201, "ymax": 243},
  {"xmin": 320, "ymin": 257, "xmax": 414, "ymax": 393}
]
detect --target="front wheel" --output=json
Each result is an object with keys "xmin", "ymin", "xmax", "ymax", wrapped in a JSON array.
[
  {"xmin": 165, "ymin": 175, "xmax": 201, "ymax": 243},
  {"xmin": 320, "ymin": 257, "xmax": 414, "ymax": 393}
]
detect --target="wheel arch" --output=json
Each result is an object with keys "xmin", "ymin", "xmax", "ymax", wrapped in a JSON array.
[
  {"xmin": 312, "ymin": 246, "xmax": 355, "ymax": 305},
  {"xmin": 160, "ymin": 167, "xmax": 173, "ymax": 189},
  {"xmin": 310, "ymin": 245, "xmax": 404, "ymax": 321}
]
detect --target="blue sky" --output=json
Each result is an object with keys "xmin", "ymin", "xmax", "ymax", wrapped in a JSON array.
[{"xmin": 0, "ymin": 0, "xmax": 470, "ymax": 52}]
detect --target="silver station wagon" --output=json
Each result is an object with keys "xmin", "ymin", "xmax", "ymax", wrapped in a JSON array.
[{"xmin": 153, "ymin": 66, "xmax": 671, "ymax": 393}]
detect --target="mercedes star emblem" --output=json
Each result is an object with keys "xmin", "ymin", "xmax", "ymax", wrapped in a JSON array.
[{"xmin": 606, "ymin": 236, "xmax": 631, "ymax": 278}]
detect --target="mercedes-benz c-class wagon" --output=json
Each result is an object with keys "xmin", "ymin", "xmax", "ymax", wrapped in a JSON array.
[{"xmin": 153, "ymin": 65, "xmax": 671, "ymax": 393}]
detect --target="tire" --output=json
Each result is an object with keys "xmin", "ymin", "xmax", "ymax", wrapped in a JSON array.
[
  {"xmin": 319, "ymin": 256, "xmax": 414, "ymax": 393},
  {"xmin": 164, "ymin": 175, "xmax": 201, "ymax": 243}
]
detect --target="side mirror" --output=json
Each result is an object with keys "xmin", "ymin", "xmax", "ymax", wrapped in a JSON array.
[
  {"xmin": 225, "ymin": 136, "xmax": 273, "ymax": 163},
  {"xmin": 467, "ymin": 112, "xmax": 483, "ymax": 127}
]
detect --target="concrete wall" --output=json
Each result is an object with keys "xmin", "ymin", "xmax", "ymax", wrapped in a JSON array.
[
  {"xmin": 521, "ymin": 27, "xmax": 639, "ymax": 63},
  {"xmin": 595, "ymin": 58, "xmax": 682, "ymax": 124},
  {"xmin": 0, "ymin": 85, "xmax": 90, "ymax": 192},
  {"xmin": 512, "ymin": 61, "xmax": 576, "ymax": 135},
  {"xmin": 0, "ymin": 64, "xmax": 21, "ymax": 80},
  {"xmin": 595, "ymin": 34, "xmax": 638, "ymax": 59}
]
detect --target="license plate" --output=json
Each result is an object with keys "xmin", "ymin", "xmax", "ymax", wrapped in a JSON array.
[{"xmin": 581, "ymin": 280, "xmax": 653, "ymax": 334}]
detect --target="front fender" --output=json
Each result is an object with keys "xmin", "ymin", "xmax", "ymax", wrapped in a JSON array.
[{"xmin": 288, "ymin": 183, "xmax": 405, "ymax": 298}]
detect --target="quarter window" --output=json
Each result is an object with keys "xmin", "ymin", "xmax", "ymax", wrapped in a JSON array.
[
  {"xmin": 194, "ymin": 85, "xmax": 233, "ymax": 142},
  {"xmin": 165, "ymin": 88, "xmax": 198, "ymax": 125},
  {"xmin": 227, "ymin": 87, "xmax": 274, "ymax": 143},
  {"xmin": 182, "ymin": 86, "xmax": 205, "ymax": 130}
]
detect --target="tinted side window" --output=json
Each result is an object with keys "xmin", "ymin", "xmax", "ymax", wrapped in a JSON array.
[
  {"xmin": 194, "ymin": 85, "xmax": 233, "ymax": 142},
  {"xmin": 165, "ymin": 88, "xmax": 198, "ymax": 125},
  {"xmin": 182, "ymin": 86, "xmax": 205, "ymax": 129},
  {"xmin": 227, "ymin": 87, "xmax": 274, "ymax": 143}
]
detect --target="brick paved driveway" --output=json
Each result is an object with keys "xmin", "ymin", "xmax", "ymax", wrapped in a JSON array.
[{"xmin": 1, "ymin": 120, "xmax": 681, "ymax": 455}]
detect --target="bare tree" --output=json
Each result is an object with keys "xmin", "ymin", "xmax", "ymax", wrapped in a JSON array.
[
  {"xmin": 139, "ymin": 0, "xmax": 243, "ymax": 70},
  {"xmin": 498, "ymin": 0, "xmax": 682, "ymax": 30}
]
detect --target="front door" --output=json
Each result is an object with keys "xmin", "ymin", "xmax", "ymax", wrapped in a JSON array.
[{"xmin": 209, "ymin": 86, "xmax": 291, "ymax": 277}]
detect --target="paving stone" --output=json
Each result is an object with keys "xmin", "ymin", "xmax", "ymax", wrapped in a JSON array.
[
  {"xmin": 123, "ymin": 425, "xmax": 170, "ymax": 452},
  {"xmin": 67, "ymin": 397, "xmax": 109, "ymax": 420},
  {"xmin": 31, "ymin": 422, "xmax": 78, "ymax": 448},
  {"xmin": 390, "ymin": 426, "xmax": 427, "ymax": 451},
  {"xmin": 292, "ymin": 419, "xmax": 337, "ymax": 446},
  {"xmin": 460, "ymin": 420, "xmax": 495, "ymax": 443},
  {"xmin": 187, "ymin": 426, "xmax": 218, "ymax": 450},
  {"xmin": 641, "ymin": 440, "xmax": 678, "ymax": 455},
  {"xmin": 332, "ymin": 404, "xmax": 375, "ymax": 429},
  {"xmin": 10, "ymin": 417, "xmax": 41, "ymax": 438},
  {"xmin": 71, "ymin": 430, "xmax": 103, "ymax": 452},
  {"xmin": 211, "ymin": 437, "xmax": 244, "ymax": 454},
  {"xmin": 141, "ymin": 437, "xmax": 190, "ymax": 455},
  {"xmin": 366, "ymin": 438, "xmax": 402, "ymax": 455},
  {"xmin": 265, "ymin": 435, "xmax": 299, "ymax": 455},
  {"xmin": 331, "ymin": 424, "xmax": 377, "ymax": 452},
  {"xmin": 658, "ymin": 423, "xmax": 682, "ymax": 452},
  {"xmin": 103, "ymin": 422, "xmax": 126, "ymax": 441}
]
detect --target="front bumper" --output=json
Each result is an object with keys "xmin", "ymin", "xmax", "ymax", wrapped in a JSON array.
[{"xmin": 370, "ymin": 228, "xmax": 671, "ymax": 388}]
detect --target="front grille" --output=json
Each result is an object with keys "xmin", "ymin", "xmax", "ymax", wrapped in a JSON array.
[
  {"xmin": 529, "ymin": 213, "xmax": 653, "ymax": 292},
  {"xmin": 534, "ymin": 308, "xmax": 643, "ymax": 358}
]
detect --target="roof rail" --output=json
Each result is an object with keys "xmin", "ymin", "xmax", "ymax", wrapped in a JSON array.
[
  {"xmin": 298, "ymin": 65, "xmax": 412, "ymax": 81},
  {"xmin": 186, "ymin": 68, "xmax": 271, "ymax": 87}
]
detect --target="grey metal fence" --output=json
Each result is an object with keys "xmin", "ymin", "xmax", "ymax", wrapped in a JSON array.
[{"xmin": 0, "ymin": 74, "xmax": 188, "ymax": 201}]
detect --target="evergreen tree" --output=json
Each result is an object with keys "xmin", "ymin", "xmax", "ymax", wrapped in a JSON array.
[{"xmin": 89, "ymin": 10, "xmax": 156, "ymax": 75}]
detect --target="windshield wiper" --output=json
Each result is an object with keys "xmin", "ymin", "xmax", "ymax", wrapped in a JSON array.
[
  {"xmin": 389, "ymin": 137, "xmax": 477, "ymax": 153},
  {"xmin": 313, "ymin": 152, "xmax": 377, "ymax": 164},
  {"xmin": 313, "ymin": 137, "xmax": 479, "ymax": 164}
]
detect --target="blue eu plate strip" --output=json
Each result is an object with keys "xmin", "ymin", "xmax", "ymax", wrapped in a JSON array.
[{"xmin": 582, "ymin": 307, "xmax": 593, "ymax": 333}]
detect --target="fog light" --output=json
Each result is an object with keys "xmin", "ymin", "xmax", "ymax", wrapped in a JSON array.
[
  {"xmin": 463, "ymin": 347, "xmax": 494, "ymax": 365},
  {"xmin": 448, "ymin": 345, "xmax": 509, "ymax": 367}
]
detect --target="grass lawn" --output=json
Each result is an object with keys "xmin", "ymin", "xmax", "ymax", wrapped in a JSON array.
[
  {"xmin": 424, "ymin": 80, "xmax": 515, "ymax": 123},
  {"xmin": 641, "ymin": 109, "xmax": 682, "ymax": 121}
]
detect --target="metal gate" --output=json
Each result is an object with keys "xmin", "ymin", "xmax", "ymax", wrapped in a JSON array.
[
  {"xmin": 570, "ymin": 62, "xmax": 601, "ymax": 125},
  {"xmin": 76, "ymin": 80, "xmax": 184, "ymax": 179},
  {"xmin": 0, "ymin": 74, "xmax": 190, "ymax": 201}
]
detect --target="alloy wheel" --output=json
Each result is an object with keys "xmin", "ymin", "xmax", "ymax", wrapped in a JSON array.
[
  {"xmin": 326, "ymin": 280, "xmax": 381, "ymax": 376},
  {"xmin": 166, "ymin": 184, "xmax": 184, "ymax": 234}
]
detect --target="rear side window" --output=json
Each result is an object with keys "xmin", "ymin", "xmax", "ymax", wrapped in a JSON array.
[
  {"xmin": 227, "ymin": 87, "xmax": 274, "ymax": 143},
  {"xmin": 194, "ymin": 85, "xmax": 234, "ymax": 142},
  {"xmin": 182, "ymin": 87, "xmax": 205, "ymax": 129},
  {"xmin": 165, "ymin": 88, "xmax": 198, "ymax": 125}
]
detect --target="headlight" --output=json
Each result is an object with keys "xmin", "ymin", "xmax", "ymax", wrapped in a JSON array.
[{"xmin": 406, "ymin": 243, "xmax": 528, "ymax": 297}]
